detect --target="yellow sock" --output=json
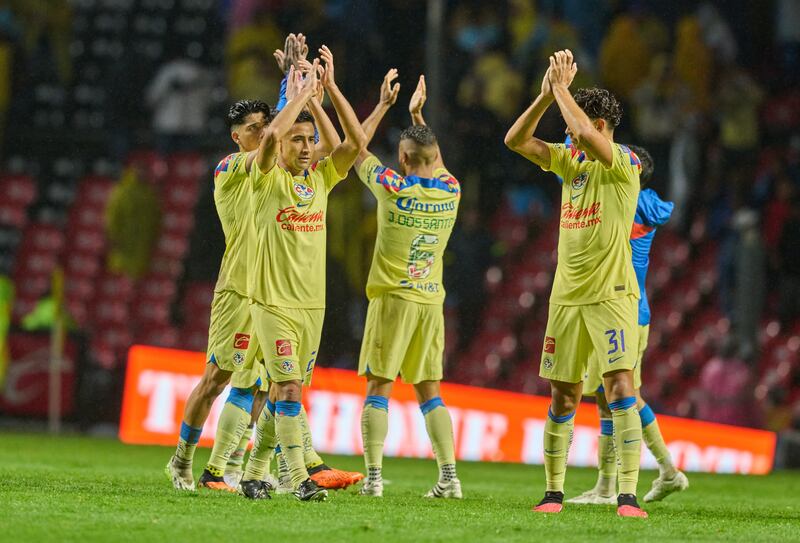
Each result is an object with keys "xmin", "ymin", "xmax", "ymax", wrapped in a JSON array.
[
  {"xmin": 543, "ymin": 408, "xmax": 574, "ymax": 493},
  {"xmin": 299, "ymin": 405, "xmax": 324, "ymax": 469},
  {"xmin": 640, "ymin": 404, "xmax": 676, "ymax": 477},
  {"xmin": 596, "ymin": 433, "xmax": 617, "ymax": 495},
  {"xmin": 243, "ymin": 406, "xmax": 277, "ymax": 481},
  {"xmin": 610, "ymin": 397, "xmax": 642, "ymax": 496},
  {"xmin": 421, "ymin": 397, "xmax": 457, "ymax": 480},
  {"xmin": 361, "ymin": 396, "xmax": 388, "ymax": 481},
  {"xmin": 227, "ymin": 424, "xmax": 253, "ymax": 470},
  {"xmin": 274, "ymin": 401, "xmax": 307, "ymax": 487},
  {"xmin": 206, "ymin": 398, "xmax": 250, "ymax": 475}
]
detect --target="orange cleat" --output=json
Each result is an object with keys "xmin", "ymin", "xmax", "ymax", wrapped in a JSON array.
[
  {"xmin": 308, "ymin": 465, "xmax": 365, "ymax": 490},
  {"xmin": 532, "ymin": 491, "xmax": 564, "ymax": 513},
  {"xmin": 198, "ymin": 469, "xmax": 237, "ymax": 493},
  {"xmin": 617, "ymin": 494, "xmax": 648, "ymax": 518}
]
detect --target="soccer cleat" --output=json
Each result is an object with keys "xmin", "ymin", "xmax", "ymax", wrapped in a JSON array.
[
  {"xmin": 239, "ymin": 479, "xmax": 273, "ymax": 500},
  {"xmin": 293, "ymin": 478, "xmax": 328, "ymax": 502},
  {"xmin": 617, "ymin": 493, "xmax": 648, "ymax": 518},
  {"xmin": 424, "ymin": 478, "xmax": 462, "ymax": 499},
  {"xmin": 565, "ymin": 488, "xmax": 617, "ymax": 505},
  {"xmin": 359, "ymin": 479, "xmax": 384, "ymax": 497},
  {"xmin": 308, "ymin": 464, "xmax": 365, "ymax": 490},
  {"xmin": 165, "ymin": 456, "xmax": 195, "ymax": 491},
  {"xmin": 533, "ymin": 491, "xmax": 564, "ymax": 513},
  {"xmin": 198, "ymin": 469, "xmax": 237, "ymax": 492},
  {"xmin": 644, "ymin": 471, "xmax": 689, "ymax": 503},
  {"xmin": 223, "ymin": 468, "xmax": 243, "ymax": 489}
]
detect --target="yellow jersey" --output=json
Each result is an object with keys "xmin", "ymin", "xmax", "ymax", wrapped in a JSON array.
[
  {"xmin": 247, "ymin": 157, "xmax": 345, "ymax": 309},
  {"xmin": 212, "ymin": 152, "xmax": 251, "ymax": 297},
  {"xmin": 356, "ymin": 155, "xmax": 460, "ymax": 304},
  {"xmin": 543, "ymin": 142, "xmax": 641, "ymax": 306}
]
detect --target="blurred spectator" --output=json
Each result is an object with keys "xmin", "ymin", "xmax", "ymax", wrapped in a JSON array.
[
  {"xmin": 718, "ymin": 66, "xmax": 764, "ymax": 173},
  {"xmin": 732, "ymin": 208, "xmax": 765, "ymax": 356},
  {"xmin": 450, "ymin": 4, "xmax": 503, "ymax": 57},
  {"xmin": 225, "ymin": 8, "xmax": 283, "ymax": 102},
  {"xmin": 16, "ymin": 0, "xmax": 72, "ymax": 85},
  {"xmin": 457, "ymin": 51, "xmax": 524, "ymax": 121},
  {"xmin": 762, "ymin": 171, "xmax": 795, "ymax": 257},
  {"xmin": 777, "ymin": 196, "xmax": 800, "ymax": 325},
  {"xmin": 673, "ymin": 15, "xmax": 712, "ymax": 112},
  {"xmin": 695, "ymin": 339, "xmax": 754, "ymax": 425},
  {"xmin": 104, "ymin": 166, "xmax": 162, "ymax": 280},
  {"xmin": 598, "ymin": 12, "xmax": 650, "ymax": 101},
  {"xmin": 696, "ymin": 2, "xmax": 738, "ymax": 66},
  {"xmin": 145, "ymin": 52, "xmax": 214, "ymax": 153},
  {"xmin": 776, "ymin": 0, "xmax": 800, "ymax": 81}
]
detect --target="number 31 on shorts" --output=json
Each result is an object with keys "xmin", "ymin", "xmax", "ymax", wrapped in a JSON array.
[{"xmin": 605, "ymin": 329, "xmax": 626, "ymax": 355}]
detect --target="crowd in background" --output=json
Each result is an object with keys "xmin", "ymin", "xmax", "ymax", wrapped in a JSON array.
[{"xmin": 1, "ymin": 0, "xmax": 800, "ymax": 433}]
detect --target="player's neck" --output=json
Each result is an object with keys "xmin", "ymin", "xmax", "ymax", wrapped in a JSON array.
[
  {"xmin": 278, "ymin": 158, "xmax": 304, "ymax": 177},
  {"xmin": 405, "ymin": 165, "xmax": 435, "ymax": 178}
]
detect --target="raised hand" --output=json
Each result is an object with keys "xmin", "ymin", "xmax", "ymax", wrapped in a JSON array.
[
  {"xmin": 380, "ymin": 69, "xmax": 400, "ymax": 107},
  {"xmin": 318, "ymin": 45, "xmax": 336, "ymax": 88},
  {"xmin": 301, "ymin": 58, "xmax": 321, "ymax": 97},
  {"xmin": 541, "ymin": 66, "xmax": 553, "ymax": 97},
  {"xmin": 295, "ymin": 33, "xmax": 309, "ymax": 65},
  {"xmin": 548, "ymin": 49, "xmax": 578, "ymax": 89},
  {"xmin": 409, "ymin": 75, "xmax": 426, "ymax": 115},
  {"xmin": 285, "ymin": 65, "xmax": 303, "ymax": 101}
]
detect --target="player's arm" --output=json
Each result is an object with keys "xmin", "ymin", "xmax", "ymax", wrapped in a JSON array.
[
  {"xmin": 503, "ymin": 67, "xmax": 555, "ymax": 169},
  {"xmin": 318, "ymin": 45, "xmax": 367, "ymax": 176},
  {"xmin": 407, "ymin": 74, "xmax": 446, "ymax": 171},
  {"xmin": 255, "ymin": 62, "xmax": 319, "ymax": 173},
  {"xmin": 355, "ymin": 68, "xmax": 400, "ymax": 169},
  {"xmin": 549, "ymin": 49, "xmax": 613, "ymax": 167}
]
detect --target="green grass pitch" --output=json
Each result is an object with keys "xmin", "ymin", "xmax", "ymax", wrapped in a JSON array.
[{"xmin": 2, "ymin": 432, "xmax": 798, "ymax": 542}]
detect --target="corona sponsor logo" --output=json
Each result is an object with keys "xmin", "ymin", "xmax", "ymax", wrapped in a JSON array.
[{"xmin": 396, "ymin": 197, "xmax": 456, "ymax": 214}]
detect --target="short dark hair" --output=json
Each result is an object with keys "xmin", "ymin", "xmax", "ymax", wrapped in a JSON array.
[
  {"xmin": 627, "ymin": 144, "xmax": 654, "ymax": 185},
  {"xmin": 399, "ymin": 125, "xmax": 437, "ymax": 147},
  {"xmin": 226, "ymin": 99, "xmax": 272, "ymax": 130},
  {"xmin": 295, "ymin": 110, "xmax": 316, "ymax": 126},
  {"xmin": 573, "ymin": 88, "xmax": 622, "ymax": 128}
]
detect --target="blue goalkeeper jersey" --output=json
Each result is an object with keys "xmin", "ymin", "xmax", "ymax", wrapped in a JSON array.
[{"xmin": 630, "ymin": 188, "xmax": 673, "ymax": 325}]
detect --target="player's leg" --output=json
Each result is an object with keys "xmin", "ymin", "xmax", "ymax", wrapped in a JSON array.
[
  {"xmin": 198, "ymin": 384, "xmax": 253, "ymax": 491},
  {"xmin": 224, "ymin": 387, "xmax": 267, "ymax": 488},
  {"xmin": 240, "ymin": 383, "xmax": 277, "ymax": 500},
  {"xmin": 359, "ymin": 376, "xmax": 393, "ymax": 496},
  {"xmin": 415, "ymin": 380, "xmax": 461, "ymax": 498},
  {"xmin": 356, "ymin": 294, "xmax": 411, "ymax": 497},
  {"xmin": 533, "ymin": 303, "xmax": 586, "ymax": 513},
  {"xmin": 166, "ymin": 360, "xmax": 231, "ymax": 491},
  {"xmin": 302, "ymin": 400, "xmax": 366, "ymax": 490},
  {"xmin": 566, "ymin": 386, "xmax": 617, "ymax": 504},
  {"xmin": 638, "ymin": 389, "xmax": 689, "ymax": 501}
]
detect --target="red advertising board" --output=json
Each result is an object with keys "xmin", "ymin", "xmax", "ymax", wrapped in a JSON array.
[{"xmin": 120, "ymin": 345, "xmax": 776, "ymax": 474}]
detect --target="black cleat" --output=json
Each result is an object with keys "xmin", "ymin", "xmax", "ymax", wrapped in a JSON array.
[
  {"xmin": 533, "ymin": 491, "xmax": 564, "ymax": 513},
  {"xmin": 293, "ymin": 478, "xmax": 328, "ymax": 502},
  {"xmin": 306, "ymin": 463, "xmax": 330, "ymax": 476},
  {"xmin": 239, "ymin": 479, "xmax": 273, "ymax": 500}
]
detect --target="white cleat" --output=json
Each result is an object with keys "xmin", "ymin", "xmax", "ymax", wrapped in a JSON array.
[
  {"xmin": 165, "ymin": 456, "xmax": 196, "ymax": 491},
  {"xmin": 566, "ymin": 489, "xmax": 617, "ymax": 505},
  {"xmin": 424, "ymin": 478, "xmax": 462, "ymax": 499},
  {"xmin": 223, "ymin": 469, "xmax": 243, "ymax": 489},
  {"xmin": 644, "ymin": 471, "xmax": 689, "ymax": 502},
  {"xmin": 359, "ymin": 479, "xmax": 384, "ymax": 497}
]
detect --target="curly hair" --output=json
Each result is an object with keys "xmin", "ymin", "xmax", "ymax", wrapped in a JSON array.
[
  {"xmin": 573, "ymin": 88, "xmax": 623, "ymax": 128},
  {"xmin": 226, "ymin": 99, "xmax": 272, "ymax": 130},
  {"xmin": 627, "ymin": 144, "xmax": 654, "ymax": 185},
  {"xmin": 295, "ymin": 109, "xmax": 316, "ymax": 126},
  {"xmin": 399, "ymin": 124, "xmax": 438, "ymax": 147}
]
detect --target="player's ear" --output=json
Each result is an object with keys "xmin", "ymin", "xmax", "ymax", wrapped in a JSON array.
[{"xmin": 231, "ymin": 130, "xmax": 240, "ymax": 146}]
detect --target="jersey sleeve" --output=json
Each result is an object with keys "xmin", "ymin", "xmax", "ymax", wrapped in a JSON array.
[
  {"xmin": 356, "ymin": 154, "xmax": 405, "ymax": 198},
  {"xmin": 311, "ymin": 156, "xmax": 346, "ymax": 193},
  {"xmin": 608, "ymin": 144, "xmax": 642, "ymax": 182},
  {"xmin": 637, "ymin": 188, "xmax": 674, "ymax": 226},
  {"xmin": 541, "ymin": 143, "xmax": 575, "ymax": 180},
  {"xmin": 214, "ymin": 153, "xmax": 244, "ymax": 192},
  {"xmin": 433, "ymin": 167, "xmax": 462, "ymax": 196}
]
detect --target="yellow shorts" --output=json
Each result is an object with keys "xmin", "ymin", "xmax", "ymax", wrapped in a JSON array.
[
  {"xmin": 539, "ymin": 295, "xmax": 639, "ymax": 384},
  {"xmin": 358, "ymin": 294, "xmax": 444, "ymax": 384},
  {"xmin": 249, "ymin": 303, "xmax": 324, "ymax": 387},
  {"xmin": 230, "ymin": 359, "xmax": 270, "ymax": 391},
  {"xmin": 206, "ymin": 290, "xmax": 262, "ymax": 375},
  {"xmin": 583, "ymin": 324, "xmax": 649, "ymax": 394}
]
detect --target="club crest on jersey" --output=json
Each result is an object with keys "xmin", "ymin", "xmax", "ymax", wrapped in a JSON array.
[
  {"xmin": 234, "ymin": 333, "xmax": 250, "ymax": 350},
  {"xmin": 293, "ymin": 182, "xmax": 315, "ymax": 200},
  {"xmin": 571, "ymin": 172, "xmax": 589, "ymax": 191},
  {"xmin": 543, "ymin": 357, "xmax": 554, "ymax": 370},
  {"xmin": 233, "ymin": 352, "xmax": 245, "ymax": 366},
  {"xmin": 281, "ymin": 360, "xmax": 294, "ymax": 373}
]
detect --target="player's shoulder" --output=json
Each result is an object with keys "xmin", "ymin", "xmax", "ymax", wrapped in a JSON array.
[
  {"xmin": 371, "ymin": 163, "xmax": 407, "ymax": 194},
  {"xmin": 637, "ymin": 188, "xmax": 674, "ymax": 225},
  {"xmin": 432, "ymin": 168, "xmax": 461, "ymax": 196},
  {"xmin": 615, "ymin": 143, "xmax": 643, "ymax": 172},
  {"xmin": 214, "ymin": 152, "xmax": 245, "ymax": 179}
]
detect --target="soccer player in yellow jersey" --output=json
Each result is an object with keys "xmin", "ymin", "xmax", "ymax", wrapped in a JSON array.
[
  {"xmin": 505, "ymin": 50, "xmax": 647, "ymax": 517},
  {"xmin": 247, "ymin": 47, "xmax": 366, "ymax": 502},
  {"xmin": 354, "ymin": 71, "xmax": 462, "ymax": 498}
]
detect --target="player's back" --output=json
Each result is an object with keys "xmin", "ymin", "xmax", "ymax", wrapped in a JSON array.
[
  {"xmin": 630, "ymin": 187, "xmax": 674, "ymax": 324},
  {"xmin": 357, "ymin": 155, "xmax": 460, "ymax": 304},
  {"xmin": 212, "ymin": 152, "xmax": 251, "ymax": 297}
]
